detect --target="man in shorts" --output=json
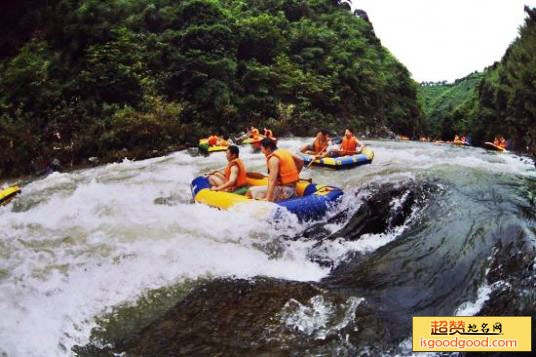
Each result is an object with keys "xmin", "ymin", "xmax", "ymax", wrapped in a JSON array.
[
  {"xmin": 207, "ymin": 145, "xmax": 248, "ymax": 194},
  {"xmin": 248, "ymin": 138, "xmax": 304, "ymax": 202}
]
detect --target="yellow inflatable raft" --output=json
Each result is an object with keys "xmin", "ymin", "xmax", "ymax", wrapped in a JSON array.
[
  {"xmin": 301, "ymin": 147, "xmax": 374, "ymax": 169},
  {"xmin": 191, "ymin": 173, "xmax": 343, "ymax": 221},
  {"xmin": 484, "ymin": 142, "xmax": 508, "ymax": 152},
  {"xmin": 0, "ymin": 185, "xmax": 21, "ymax": 206},
  {"xmin": 199, "ymin": 138, "xmax": 228, "ymax": 153}
]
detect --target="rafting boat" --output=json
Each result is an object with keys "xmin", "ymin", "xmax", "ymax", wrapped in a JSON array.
[
  {"xmin": 484, "ymin": 142, "xmax": 508, "ymax": 152},
  {"xmin": 198, "ymin": 138, "xmax": 228, "ymax": 153},
  {"xmin": 301, "ymin": 147, "xmax": 374, "ymax": 169},
  {"xmin": 191, "ymin": 173, "xmax": 343, "ymax": 221},
  {"xmin": 452, "ymin": 140, "xmax": 471, "ymax": 146},
  {"xmin": 240, "ymin": 137, "xmax": 264, "ymax": 145},
  {"xmin": 0, "ymin": 186, "xmax": 21, "ymax": 206}
]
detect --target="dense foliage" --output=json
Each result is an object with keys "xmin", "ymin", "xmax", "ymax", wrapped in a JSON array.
[
  {"xmin": 418, "ymin": 72, "xmax": 483, "ymax": 140},
  {"xmin": 475, "ymin": 6, "xmax": 536, "ymax": 152},
  {"xmin": 418, "ymin": 6, "xmax": 535, "ymax": 154},
  {"xmin": 0, "ymin": 0, "xmax": 421, "ymax": 177}
]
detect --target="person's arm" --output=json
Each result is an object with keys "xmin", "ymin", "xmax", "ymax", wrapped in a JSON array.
[
  {"xmin": 356, "ymin": 138, "xmax": 364, "ymax": 152},
  {"xmin": 266, "ymin": 156, "xmax": 279, "ymax": 202},
  {"xmin": 207, "ymin": 166, "xmax": 226, "ymax": 176},
  {"xmin": 213, "ymin": 166, "xmax": 238, "ymax": 191},
  {"xmin": 292, "ymin": 153, "xmax": 304, "ymax": 173}
]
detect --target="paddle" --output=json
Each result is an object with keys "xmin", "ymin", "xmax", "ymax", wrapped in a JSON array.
[{"xmin": 304, "ymin": 145, "xmax": 328, "ymax": 169}]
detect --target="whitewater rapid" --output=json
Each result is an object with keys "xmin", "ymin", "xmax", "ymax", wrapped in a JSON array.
[{"xmin": 0, "ymin": 138, "xmax": 534, "ymax": 356}]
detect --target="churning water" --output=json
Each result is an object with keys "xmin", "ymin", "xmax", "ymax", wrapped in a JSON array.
[{"xmin": 1, "ymin": 138, "xmax": 535, "ymax": 356}]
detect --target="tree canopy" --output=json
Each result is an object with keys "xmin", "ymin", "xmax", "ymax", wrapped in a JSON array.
[{"xmin": 0, "ymin": 0, "xmax": 421, "ymax": 177}]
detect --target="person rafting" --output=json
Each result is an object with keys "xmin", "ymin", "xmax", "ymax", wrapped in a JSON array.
[
  {"xmin": 263, "ymin": 128, "xmax": 276, "ymax": 141},
  {"xmin": 218, "ymin": 134, "xmax": 232, "ymax": 147},
  {"xmin": 250, "ymin": 126, "xmax": 262, "ymax": 140},
  {"xmin": 235, "ymin": 126, "xmax": 261, "ymax": 142},
  {"xmin": 300, "ymin": 130, "xmax": 330, "ymax": 155},
  {"xmin": 248, "ymin": 138, "xmax": 304, "ymax": 202},
  {"xmin": 207, "ymin": 134, "xmax": 219, "ymax": 146},
  {"xmin": 326, "ymin": 129, "xmax": 362, "ymax": 157},
  {"xmin": 499, "ymin": 136, "xmax": 507, "ymax": 149},
  {"xmin": 207, "ymin": 145, "xmax": 248, "ymax": 193}
]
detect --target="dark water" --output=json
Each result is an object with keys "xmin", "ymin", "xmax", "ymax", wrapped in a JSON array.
[{"xmin": 1, "ymin": 139, "xmax": 535, "ymax": 356}]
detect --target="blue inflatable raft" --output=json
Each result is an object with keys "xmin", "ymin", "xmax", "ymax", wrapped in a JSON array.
[
  {"xmin": 191, "ymin": 173, "xmax": 343, "ymax": 221},
  {"xmin": 301, "ymin": 147, "xmax": 374, "ymax": 169}
]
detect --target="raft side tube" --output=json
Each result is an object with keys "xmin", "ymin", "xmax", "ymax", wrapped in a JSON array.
[
  {"xmin": 301, "ymin": 147, "xmax": 374, "ymax": 169},
  {"xmin": 0, "ymin": 186, "xmax": 21, "ymax": 206},
  {"xmin": 190, "ymin": 175, "xmax": 343, "ymax": 220}
]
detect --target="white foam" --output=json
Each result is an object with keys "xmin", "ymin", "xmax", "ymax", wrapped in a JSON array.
[
  {"xmin": 1, "ymin": 137, "xmax": 534, "ymax": 356},
  {"xmin": 280, "ymin": 295, "xmax": 364, "ymax": 340},
  {"xmin": 454, "ymin": 283, "xmax": 492, "ymax": 316}
]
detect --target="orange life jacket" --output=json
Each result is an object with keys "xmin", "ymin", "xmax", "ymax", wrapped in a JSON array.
[
  {"xmin": 208, "ymin": 135, "xmax": 218, "ymax": 146},
  {"xmin": 340, "ymin": 136, "xmax": 358, "ymax": 154},
  {"xmin": 266, "ymin": 149, "xmax": 299, "ymax": 185},
  {"xmin": 313, "ymin": 137, "xmax": 328, "ymax": 154},
  {"xmin": 224, "ymin": 158, "xmax": 247, "ymax": 188}
]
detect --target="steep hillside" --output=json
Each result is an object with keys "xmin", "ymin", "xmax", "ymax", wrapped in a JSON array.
[
  {"xmin": 419, "ymin": 6, "xmax": 535, "ymax": 154},
  {"xmin": 474, "ymin": 6, "xmax": 536, "ymax": 153},
  {"xmin": 0, "ymin": 0, "xmax": 421, "ymax": 177},
  {"xmin": 418, "ymin": 72, "xmax": 483, "ymax": 140}
]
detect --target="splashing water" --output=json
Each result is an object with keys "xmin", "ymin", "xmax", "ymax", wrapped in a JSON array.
[{"xmin": 0, "ymin": 139, "xmax": 535, "ymax": 356}]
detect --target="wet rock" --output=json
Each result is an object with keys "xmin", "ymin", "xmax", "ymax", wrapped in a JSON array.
[
  {"xmin": 101, "ymin": 277, "xmax": 398, "ymax": 356},
  {"xmin": 34, "ymin": 157, "xmax": 63, "ymax": 176},
  {"xmin": 88, "ymin": 157, "xmax": 99, "ymax": 166},
  {"xmin": 310, "ymin": 181, "xmax": 438, "ymax": 245},
  {"xmin": 464, "ymin": 233, "xmax": 536, "ymax": 357},
  {"xmin": 302, "ymin": 180, "xmax": 439, "ymax": 269},
  {"xmin": 113, "ymin": 278, "xmax": 322, "ymax": 355},
  {"xmin": 353, "ymin": 9, "xmax": 370, "ymax": 23}
]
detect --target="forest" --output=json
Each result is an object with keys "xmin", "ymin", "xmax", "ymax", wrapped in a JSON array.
[
  {"xmin": 418, "ymin": 6, "xmax": 535, "ymax": 153},
  {"xmin": 0, "ymin": 0, "xmax": 422, "ymax": 177}
]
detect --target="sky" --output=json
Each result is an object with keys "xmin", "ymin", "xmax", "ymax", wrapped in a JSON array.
[{"xmin": 351, "ymin": 0, "xmax": 536, "ymax": 83}]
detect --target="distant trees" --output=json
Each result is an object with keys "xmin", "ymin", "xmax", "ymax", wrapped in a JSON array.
[{"xmin": 418, "ymin": 6, "xmax": 535, "ymax": 151}]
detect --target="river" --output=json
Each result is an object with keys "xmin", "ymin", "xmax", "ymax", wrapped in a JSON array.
[{"xmin": 1, "ymin": 138, "xmax": 535, "ymax": 356}]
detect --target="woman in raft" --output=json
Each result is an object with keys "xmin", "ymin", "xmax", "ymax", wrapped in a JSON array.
[
  {"xmin": 206, "ymin": 145, "xmax": 249, "ymax": 194},
  {"xmin": 299, "ymin": 130, "xmax": 330, "ymax": 155},
  {"xmin": 325, "ymin": 128, "xmax": 363, "ymax": 157}
]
